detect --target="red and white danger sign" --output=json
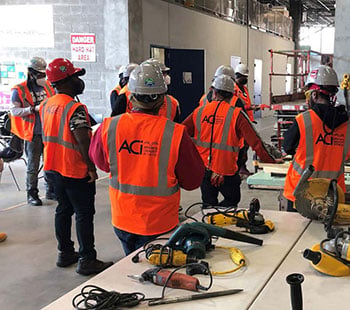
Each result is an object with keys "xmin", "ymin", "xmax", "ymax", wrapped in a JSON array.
[{"xmin": 70, "ymin": 33, "xmax": 96, "ymax": 62}]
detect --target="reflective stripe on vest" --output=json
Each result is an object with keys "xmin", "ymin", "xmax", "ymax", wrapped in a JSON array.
[
  {"xmin": 44, "ymin": 83, "xmax": 54, "ymax": 97},
  {"xmin": 202, "ymin": 97, "xmax": 207, "ymax": 106},
  {"xmin": 41, "ymin": 99, "xmax": 78, "ymax": 150},
  {"xmin": 194, "ymin": 105, "xmax": 240, "ymax": 152},
  {"xmin": 292, "ymin": 110, "xmax": 350, "ymax": 180},
  {"xmin": 107, "ymin": 116, "xmax": 180, "ymax": 196}
]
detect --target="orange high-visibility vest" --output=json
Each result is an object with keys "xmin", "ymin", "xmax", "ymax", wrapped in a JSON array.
[
  {"xmin": 126, "ymin": 92, "xmax": 179, "ymax": 121},
  {"xmin": 40, "ymin": 94, "xmax": 90, "ymax": 179},
  {"xmin": 101, "ymin": 113, "xmax": 184, "ymax": 235},
  {"xmin": 120, "ymin": 85, "xmax": 133, "ymax": 112},
  {"xmin": 199, "ymin": 91, "xmax": 238, "ymax": 108},
  {"xmin": 10, "ymin": 81, "xmax": 54, "ymax": 141},
  {"xmin": 110, "ymin": 84, "xmax": 122, "ymax": 97},
  {"xmin": 235, "ymin": 84, "xmax": 254, "ymax": 121},
  {"xmin": 284, "ymin": 109, "xmax": 350, "ymax": 202},
  {"xmin": 192, "ymin": 100, "xmax": 242, "ymax": 175}
]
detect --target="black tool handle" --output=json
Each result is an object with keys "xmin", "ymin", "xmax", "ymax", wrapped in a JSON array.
[{"xmin": 286, "ymin": 273, "xmax": 304, "ymax": 310}]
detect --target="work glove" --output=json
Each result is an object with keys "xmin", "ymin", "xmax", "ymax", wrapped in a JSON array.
[{"xmin": 210, "ymin": 172, "xmax": 224, "ymax": 187}]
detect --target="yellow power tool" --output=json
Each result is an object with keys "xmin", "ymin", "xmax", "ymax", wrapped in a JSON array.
[
  {"xmin": 294, "ymin": 165, "xmax": 350, "ymax": 225},
  {"xmin": 206, "ymin": 198, "xmax": 275, "ymax": 234},
  {"xmin": 303, "ymin": 230, "xmax": 350, "ymax": 277}
]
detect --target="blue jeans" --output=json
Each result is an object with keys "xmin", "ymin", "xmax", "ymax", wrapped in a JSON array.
[
  {"xmin": 113, "ymin": 227, "xmax": 163, "ymax": 256},
  {"xmin": 46, "ymin": 171, "xmax": 97, "ymax": 260}
]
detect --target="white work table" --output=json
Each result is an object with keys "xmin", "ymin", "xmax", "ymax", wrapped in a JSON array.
[
  {"xmin": 42, "ymin": 211, "xmax": 310, "ymax": 310},
  {"xmin": 249, "ymin": 221, "xmax": 348, "ymax": 310}
]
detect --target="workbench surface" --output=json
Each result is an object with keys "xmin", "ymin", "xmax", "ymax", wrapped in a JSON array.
[
  {"xmin": 42, "ymin": 211, "xmax": 310, "ymax": 310},
  {"xmin": 250, "ymin": 221, "xmax": 348, "ymax": 310}
]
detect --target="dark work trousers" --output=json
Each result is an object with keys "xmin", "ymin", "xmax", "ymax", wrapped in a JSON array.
[
  {"xmin": 201, "ymin": 169, "xmax": 241, "ymax": 207},
  {"xmin": 46, "ymin": 171, "xmax": 97, "ymax": 260},
  {"xmin": 287, "ymin": 199, "xmax": 298, "ymax": 212},
  {"xmin": 113, "ymin": 227, "xmax": 164, "ymax": 256},
  {"xmin": 24, "ymin": 134, "xmax": 54, "ymax": 193}
]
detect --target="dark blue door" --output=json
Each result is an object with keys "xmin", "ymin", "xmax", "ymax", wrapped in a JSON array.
[{"xmin": 165, "ymin": 48, "xmax": 204, "ymax": 121}]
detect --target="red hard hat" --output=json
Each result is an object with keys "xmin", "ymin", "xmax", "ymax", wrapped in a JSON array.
[{"xmin": 46, "ymin": 58, "xmax": 85, "ymax": 83}]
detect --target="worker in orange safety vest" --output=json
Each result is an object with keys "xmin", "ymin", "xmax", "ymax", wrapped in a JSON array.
[
  {"xmin": 183, "ymin": 74, "xmax": 279, "ymax": 208},
  {"xmin": 89, "ymin": 62, "xmax": 204, "ymax": 255},
  {"xmin": 283, "ymin": 65, "xmax": 350, "ymax": 212},
  {"xmin": 110, "ymin": 63, "xmax": 137, "ymax": 115},
  {"xmin": 41, "ymin": 58, "xmax": 113, "ymax": 275},
  {"xmin": 10, "ymin": 57, "xmax": 55, "ymax": 206}
]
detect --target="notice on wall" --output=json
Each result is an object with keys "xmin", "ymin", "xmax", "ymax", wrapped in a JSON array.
[
  {"xmin": 0, "ymin": 5, "xmax": 54, "ymax": 48},
  {"xmin": 70, "ymin": 33, "xmax": 96, "ymax": 62}
]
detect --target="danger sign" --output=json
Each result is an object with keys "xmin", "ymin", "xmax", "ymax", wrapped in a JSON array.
[{"xmin": 70, "ymin": 33, "xmax": 96, "ymax": 62}]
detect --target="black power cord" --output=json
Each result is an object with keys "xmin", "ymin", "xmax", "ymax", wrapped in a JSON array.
[{"xmin": 72, "ymin": 285, "xmax": 145, "ymax": 309}]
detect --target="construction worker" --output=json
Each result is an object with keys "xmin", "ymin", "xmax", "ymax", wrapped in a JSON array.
[
  {"xmin": 199, "ymin": 64, "xmax": 243, "ymax": 108},
  {"xmin": 143, "ymin": 58, "xmax": 181, "ymax": 121},
  {"xmin": 235, "ymin": 63, "xmax": 257, "ymax": 176},
  {"xmin": 183, "ymin": 74, "xmax": 278, "ymax": 207},
  {"xmin": 89, "ymin": 63, "xmax": 204, "ymax": 255},
  {"xmin": 110, "ymin": 63, "xmax": 138, "ymax": 116},
  {"xmin": 0, "ymin": 232, "xmax": 7, "ymax": 242},
  {"xmin": 283, "ymin": 65, "xmax": 349, "ymax": 212},
  {"xmin": 10, "ymin": 57, "xmax": 55, "ymax": 205},
  {"xmin": 41, "ymin": 58, "xmax": 113, "ymax": 275},
  {"xmin": 110, "ymin": 65, "xmax": 126, "ymax": 111}
]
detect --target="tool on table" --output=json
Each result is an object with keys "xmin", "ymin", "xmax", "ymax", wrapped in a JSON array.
[
  {"xmin": 293, "ymin": 165, "xmax": 350, "ymax": 225},
  {"xmin": 205, "ymin": 198, "xmax": 275, "ymax": 234},
  {"xmin": 128, "ymin": 267, "xmax": 206, "ymax": 292},
  {"xmin": 165, "ymin": 222, "xmax": 263, "ymax": 260},
  {"xmin": 286, "ymin": 273, "xmax": 304, "ymax": 310},
  {"xmin": 148, "ymin": 288, "xmax": 243, "ymax": 306},
  {"xmin": 303, "ymin": 229, "xmax": 350, "ymax": 277}
]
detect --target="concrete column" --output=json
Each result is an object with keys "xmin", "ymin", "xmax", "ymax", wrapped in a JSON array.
[
  {"xmin": 128, "ymin": 0, "xmax": 144, "ymax": 63},
  {"xmin": 334, "ymin": 0, "xmax": 350, "ymax": 105}
]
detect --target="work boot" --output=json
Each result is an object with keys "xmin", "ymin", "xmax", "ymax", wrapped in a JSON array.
[
  {"xmin": 56, "ymin": 251, "xmax": 79, "ymax": 267},
  {"xmin": 76, "ymin": 258, "xmax": 113, "ymax": 276},
  {"xmin": 27, "ymin": 189, "xmax": 42, "ymax": 206},
  {"xmin": 0, "ymin": 232, "xmax": 7, "ymax": 242}
]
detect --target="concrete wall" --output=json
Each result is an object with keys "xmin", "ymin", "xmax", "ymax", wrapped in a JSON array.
[
  {"xmin": 0, "ymin": 0, "xmax": 130, "ymax": 117},
  {"xmin": 334, "ymin": 0, "xmax": 350, "ymax": 106},
  {"xmin": 142, "ymin": 0, "xmax": 294, "ymax": 114}
]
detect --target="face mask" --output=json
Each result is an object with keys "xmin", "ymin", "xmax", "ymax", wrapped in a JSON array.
[
  {"xmin": 164, "ymin": 75, "xmax": 171, "ymax": 86},
  {"xmin": 240, "ymin": 77, "xmax": 248, "ymax": 85},
  {"xmin": 73, "ymin": 78, "xmax": 85, "ymax": 95},
  {"xmin": 35, "ymin": 77, "xmax": 46, "ymax": 87}
]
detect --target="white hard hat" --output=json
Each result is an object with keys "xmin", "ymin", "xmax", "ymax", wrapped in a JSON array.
[
  {"xmin": 144, "ymin": 58, "xmax": 170, "ymax": 72},
  {"xmin": 123, "ymin": 63, "xmax": 138, "ymax": 78},
  {"xmin": 128, "ymin": 63, "xmax": 167, "ymax": 95},
  {"xmin": 211, "ymin": 74, "xmax": 235, "ymax": 93},
  {"xmin": 118, "ymin": 65, "xmax": 126, "ymax": 76},
  {"xmin": 306, "ymin": 65, "xmax": 339, "ymax": 87},
  {"xmin": 28, "ymin": 56, "xmax": 47, "ymax": 73},
  {"xmin": 214, "ymin": 65, "xmax": 234, "ymax": 79},
  {"xmin": 235, "ymin": 63, "xmax": 249, "ymax": 76}
]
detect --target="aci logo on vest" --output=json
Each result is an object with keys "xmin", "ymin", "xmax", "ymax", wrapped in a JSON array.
[
  {"xmin": 119, "ymin": 139, "xmax": 159, "ymax": 155},
  {"xmin": 202, "ymin": 115, "xmax": 224, "ymax": 125},
  {"xmin": 315, "ymin": 132, "xmax": 344, "ymax": 146}
]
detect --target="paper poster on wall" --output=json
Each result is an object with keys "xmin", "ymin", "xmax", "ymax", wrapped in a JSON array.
[
  {"xmin": 230, "ymin": 56, "xmax": 241, "ymax": 71},
  {"xmin": 71, "ymin": 33, "xmax": 96, "ymax": 62},
  {"xmin": 183, "ymin": 72, "xmax": 192, "ymax": 84},
  {"xmin": 0, "ymin": 5, "xmax": 54, "ymax": 48}
]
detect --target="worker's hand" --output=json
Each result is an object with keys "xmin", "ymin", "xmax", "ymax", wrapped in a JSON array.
[
  {"xmin": 87, "ymin": 170, "xmax": 98, "ymax": 183},
  {"xmin": 34, "ymin": 105, "xmax": 40, "ymax": 112},
  {"xmin": 210, "ymin": 172, "xmax": 224, "ymax": 187},
  {"xmin": 275, "ymin": 158, "xmax": 284, "ymax": 164}
]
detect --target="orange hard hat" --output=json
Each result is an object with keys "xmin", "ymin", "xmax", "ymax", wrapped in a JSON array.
[{"xmin": 46, "ymin": 58, "xmax": 85, "ymax": 83}]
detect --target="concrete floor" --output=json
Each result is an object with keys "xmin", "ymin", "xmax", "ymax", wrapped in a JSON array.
[{"xmin": 0, "ymin": 115, "xmax": 281, "ymax": 310}]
